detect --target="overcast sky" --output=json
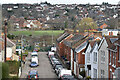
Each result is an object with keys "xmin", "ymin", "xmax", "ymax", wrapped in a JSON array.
[{"xmin": 0, "ymin": 0, "xmax": 119, "ymax": 4}]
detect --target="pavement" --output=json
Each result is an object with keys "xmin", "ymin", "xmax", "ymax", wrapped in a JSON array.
[{"xmin": 20, "ymin": 52, "xmax": 58, "ymax": 79}]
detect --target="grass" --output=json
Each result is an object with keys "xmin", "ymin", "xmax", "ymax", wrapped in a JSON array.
[{"xmin": 9, "ymin": 30, "xmax": 64, "ymax": 36}]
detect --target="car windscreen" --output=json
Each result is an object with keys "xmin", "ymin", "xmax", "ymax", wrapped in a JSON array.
[{"xmin": 31, "ymin": 62, "xmax": 37, "ymax": 64}]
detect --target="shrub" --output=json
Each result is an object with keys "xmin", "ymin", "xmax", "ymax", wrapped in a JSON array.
[
  {"xmin": 6, "ymin": 61, "xmax": 20, "ymax": 74},
  {"xmin": 2, "ymin": 62, "xmax": 9, "ymax": 79},
  {"xmin": 86, "ymin": 76, "xmax": 91, "ymax": 79}
]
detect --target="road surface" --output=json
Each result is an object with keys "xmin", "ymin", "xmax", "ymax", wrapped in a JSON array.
[{"xmin": 20, "ymin": 52, "xmax": 57, "ymax": 79}]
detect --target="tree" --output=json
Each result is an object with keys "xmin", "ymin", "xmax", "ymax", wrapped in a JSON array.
[
  {"xmin": 76, "ymin": 17, "xmax": 98, "ymax": 32},
  {"xmin": 64, "ymin": 21, "xmax": 68, "ymax": 29}
]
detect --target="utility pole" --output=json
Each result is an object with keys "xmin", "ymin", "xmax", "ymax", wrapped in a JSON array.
[
  {"xmin": 52, "ymin": 30, "xmax": 53, "ymax": 46},
  {"xmin": 4, "ymin": 20, "xmax": 7, "ymax": 62},
  {"xmin": 21, "ymin": 35, "xmax": 23, "ymax": 72}
]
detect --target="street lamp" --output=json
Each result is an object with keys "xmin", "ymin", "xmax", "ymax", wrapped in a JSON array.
[{"xmin": 4, "ymin": 19, "xmax": 7, "ymax": 62}]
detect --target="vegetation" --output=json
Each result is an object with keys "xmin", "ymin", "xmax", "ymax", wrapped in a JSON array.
[
  {"xmin": 7, "ymin": 34, "xmax": 15, "ymax": 39},
  {"xmin": 76, "ymin": 17, "xmax": 98, "ymax": 32},
  {"xmin": 6, "ymin": 61, "xmax": 20, "ymax": 74},
  {"xmin": 2, "ymin": 62, "xmax": 9, "ymax": 79},
  {"xmin": 9, "ymin": 30, "xmax": 64, "ymax": 36}
]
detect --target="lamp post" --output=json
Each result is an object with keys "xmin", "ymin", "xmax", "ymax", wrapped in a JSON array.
[{"xmin": 4, "ymin": 20, "xmax": 7, "ymax": 62}]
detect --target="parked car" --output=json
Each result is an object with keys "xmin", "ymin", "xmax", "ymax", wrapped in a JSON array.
[
  {"xmin": 58, "ymin": 69, "xmax": 72, "ymax": 78},
  {"xmin": 34, "ymin": 48, "xmax": 38, "ymax": 52},
  {"xmin": 30, "ymin": 57, "xmax": 39, "ymax": 67},
  {"xmin": 53, "ymin": 61, "xmax": 62, "ymax": 69},
  {"xmin": 60, "ymin": 74, "xmax": 76, "ymax": 80},
  {"xmin": 51, "ymin": 57, "xmax": 59, "ymax": 65},
  {"xmin": 31, "ymin": 52, "xmax": 38, "ymax": 57},
  {"xmin": 30, "ymin": 61, "xmax": 39, "ymax": 67},
  {"xmin": 47, "ymin": 51, "xmax": 55, "ymax": 57},
  {"xmin": 27, "ymin": 70, "xmax": 39, "ymax": 80},
  {"xmin": 55, "ymin": 65, "xmax": 63, "ymax": 74},
  {"xmin": 31, "ymin": 56, "xmax": 39, "ymax": 62}
]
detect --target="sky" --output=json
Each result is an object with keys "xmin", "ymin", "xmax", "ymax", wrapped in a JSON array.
[{"xmin": 0, "ymin": 0, "xmax": 119, "ymax": 4}]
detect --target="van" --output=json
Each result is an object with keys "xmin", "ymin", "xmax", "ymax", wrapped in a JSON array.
[{"xmin": 58, "ymin": 69, "xmax": 72, "ymax": 78}]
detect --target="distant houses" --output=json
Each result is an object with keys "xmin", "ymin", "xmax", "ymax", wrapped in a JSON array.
[{"xmin": 56, "ymin": 29, "xmax": 120, "ymax": 78}]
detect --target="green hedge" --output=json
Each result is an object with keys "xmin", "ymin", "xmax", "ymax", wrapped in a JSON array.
[
  {"xmin": 6, "ymin": 61, "xmax": 20, "ymax": 74},
  {"xmin": 2, "ymin": 62, "xmax": 9, "ymax": 79}
]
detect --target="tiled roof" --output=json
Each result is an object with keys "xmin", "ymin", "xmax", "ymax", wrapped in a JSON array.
[
  {"xmin": 105, "ymin": 36, "xmax": 118, "ymax": 51},
  {"xmin": 56, "ymin": 32, "xmax": 70, "ymax": 43},
  {"xmin": 72, "ymin": 37, "xmax": 88, "ymax": 49},
  {"xmin": 63, "ymin": 34, "xmax": 84, "ymax": 48}
]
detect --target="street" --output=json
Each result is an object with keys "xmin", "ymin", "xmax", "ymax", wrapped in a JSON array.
[{"xmin": 20, "ymin": 52, "xmax": 57, "ymax": 79}]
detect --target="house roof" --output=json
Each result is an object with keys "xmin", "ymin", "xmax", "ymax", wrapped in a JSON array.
[
  {"xmin": 72, "ymin": 37, "xmax": 88, "ymax": 49},
  {"xmin": 56, "ymin": 32, "xmax": 70, "ymax": 43},
  {"xmin": 89, "ymin": 41, "xmax": 96, "ymax": 48},
  {"xmin": 99, "ymin": 23, "xmax": 108, "ymax": 29},
  {"xmin": 105, "ymin": 36, "xmax": 118, "ymax": 51},
  {"xmin": 63, "ymin": 34, "xmax": 84, "ymax": 48},
  {"xmin": 7, "ymin": 38, "xmax": 16, "ymax": 47},
  {"xmin": 114, "ymin": 34, "xmax": 120, "ymax": 46}
]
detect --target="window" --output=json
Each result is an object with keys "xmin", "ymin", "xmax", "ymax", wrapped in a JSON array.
[
  {"xmin": 101, "ymin": 50, "xmax": 105, "ymax": 63},
  {"xmin": 87, "ymin": 52, "xmax": 90, "ymax": 62},
  {"xmin": 113, "ymin": 53, "xmax": 114, "ymax": 65},
  {"xmin": 93, "ymin": 68, "xmax": 97, "ymax": 78},
  {"xmin": 74, "ymin": 52, "xmax": 76, "ymax": 61},
  {"xmin": 94, "ymin": 52, "xmax": 97, "ymax": 62},
  {"xmin": 115, "ymin": 53, "xmax": 116, "ymax": 66},
  {"xmin": 110, "ymin": 70, "xmax": 112, "ymax": 78},
  {"xmin": 110, "ymin": 51, "xmax": 111, "ymax": 64},
  {"xmin": 101, "ymin": 70, "xmax": 105, "ymax": 78}
]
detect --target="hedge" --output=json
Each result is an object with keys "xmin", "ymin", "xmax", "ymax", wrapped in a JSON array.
[{"xmin": 2, "ymin": 62, "xmax": 9, "ymax": 79}]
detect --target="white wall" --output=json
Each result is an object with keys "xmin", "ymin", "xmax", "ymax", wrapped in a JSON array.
[
  {"xmin": 71, "ymin": 49, "xmax": 73, "ymax": 71},
  {"xmin": 102, "ymin": 29, "xmax": 119, "ymax": 36},
  {"xmin": 85, "ymin": 44, "xmax": 92, "ymax": 77},
  {"xmin": 98, "ymin": 38, "xmax": 109, "ymax": 78},
  {"xmin": 7, "ymin": 47, "xmax": 12, "ymax": 58},
  {"xmin": 91, "ymin": 44, "xmax": 98, "ymax": 78}
]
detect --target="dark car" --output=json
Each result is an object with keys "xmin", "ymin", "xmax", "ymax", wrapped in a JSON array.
[
  {"xmin": 53, "ymin": 61, "xmax": 62, "ymax": 69},
  {"xmin": 51, "ymin": 57, "xmax": 59, "ymax": 65},
  {"xmin": 55, "ymin": 65, "xmax": 63, "ymax": 74},
  {"xmin": 27, "ymin": 70, "xmax": 39, "ymax": 80},
  {"xmin": 60, "ymin": 74, "xmax": 76, "ymax": 80}
]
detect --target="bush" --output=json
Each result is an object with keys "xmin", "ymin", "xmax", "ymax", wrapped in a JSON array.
[
  {"xmin": 86, "ymin": 76, "xmax": 91, "ymax": 79},
  {"xmin": 2, "ymin": 62, "xmax": 9, "ymax": 79},
  {"xmin": 6, "ymin": 61, "xmax": 20, "ymax": 74}
]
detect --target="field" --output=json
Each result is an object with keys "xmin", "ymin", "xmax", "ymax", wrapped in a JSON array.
[{"xmin": 9, "ymin": 30, "xmax": 64, "ymax": 36}]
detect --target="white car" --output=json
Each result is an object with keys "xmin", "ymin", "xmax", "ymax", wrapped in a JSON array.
[
  {"xmin": 30, "ymin": 57, "xmax": 39, "ymax": 67},
  {"xmin": 58, "ymin": 69, "xmax": 72, "ymax": 78},
  {"xmin": 31, "ymin": 57, "xmax": 38, "ymax": 64},
  {"xmin": 31, "ymin": 52, "xmax": 38, "ymax": 57}
]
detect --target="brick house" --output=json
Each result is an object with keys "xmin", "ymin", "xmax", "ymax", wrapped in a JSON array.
[
  {"xmin": 56, "ymin": 32, "xmax": 73, "ymax": 57},
  {"xmin": 105, "ymin": 35, "xmax": 120, "ymax": 78},
  {"xmin": 71, "ymin": 36, "xmax": 88, "ymax": 77}
]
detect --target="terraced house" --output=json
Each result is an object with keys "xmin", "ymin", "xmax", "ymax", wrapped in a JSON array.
[{"xmin": 106, "ymin": 35, "xmax": 120, "ymax": 78}]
